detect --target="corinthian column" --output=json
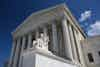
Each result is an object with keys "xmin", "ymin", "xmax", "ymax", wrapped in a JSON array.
[
  {"xmin": 61, "ymin": 17, "xmax": 73, "ymax": 60},
  {"xmin": 68, "ymin": 24, "xmax": 78, "ymax": 62},
  {"xmin": 13, "ymin": 38, "xmax": 21, "ymax": 67},
  {"xmin": 35, "ymin": 30, "xmax": 39, "ymax": 39},
  {"xmin": 51, "ymin": 22, "xmax": 59, "ymax": 55},
  {"xmin": 18, "ymin": 36, "xmax": 26, "ymax": 67},
  {"xmin": 33, "ymin": 30, "xmax": 39, "ymax": 48},
  {"xmin": 8, "ymin": 40, "xmax": 16, "ymax": 67},
  {"xmin": 27, "ymin": 33, "xmax": 32, "ymax": 49},
  {"xmin": 74, "ymin": 30, "xmax": 86, "ymax": 67}
]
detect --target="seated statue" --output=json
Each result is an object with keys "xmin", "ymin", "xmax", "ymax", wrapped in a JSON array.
[{"xmin": 33, "ymin": 33, "xmax": 50, "ymax": 52}]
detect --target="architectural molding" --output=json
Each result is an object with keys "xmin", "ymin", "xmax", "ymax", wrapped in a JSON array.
[{"xmin": 11, "ymin": 3, "xmax": 86, "ymax": 39}]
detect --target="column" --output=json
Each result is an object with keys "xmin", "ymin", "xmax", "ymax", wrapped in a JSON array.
[
  {"xmin": 18, "ymin": 36, "xmax": 26, "ymax": 67},
  {"xmin": 43, "ymin": 27, "xmax": 47, "ymax": 36},
  {"xmin": 57, "ymin": 26, "xmax": 64, "ymax": 57},
  {"xmin": 33, "ymin": 30, "xmax": 39, "ymax": 48},
  {"xmin": 27, "ymin": 33, "xmax": 32, "ymax": 49},
  {"xmin": 69, "ymin": 25, "xmax": 78, "ymax": 62},
  {"xmin": 51, "ymin": 22, "xmax": 59, "ymax": 55},
  {"xmin": 61, "ymin": 17, "xmax": 73, "ymax": 60},
  {"xmin": 74, "ymin": 30, "xmax": 81, "ymax": 62},
  {"xmin": 35, "ymin": 30, "xmax": 39, "ymax": 39},
  {"xmin": 13, "ymin": 38, "xmax": 21, "ymax": 67},
  {"xmin": 8, "ymin": 40, "xmax": 16, "ymax": 67},
  {"xmin": 74, "ymin": 30, "xmax": 86, "ymax": 67}
]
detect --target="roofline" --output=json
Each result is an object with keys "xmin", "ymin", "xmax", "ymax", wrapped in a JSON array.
[
  {"xmin": 63, "ymin": 4, "xmax": 87, "ymax": 38},
  {"xmin": 84, "ymin": 35, "xmax": 100, "ymax": 41},
  {"xmin": 12, "ymin": 3, "xmax": 87, "ymax": 38},
  {"xmin": 11, "ymin": 3, "xmax": 65, "ymax": 35}
]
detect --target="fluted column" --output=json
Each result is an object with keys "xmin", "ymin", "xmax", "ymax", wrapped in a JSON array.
[
  {"xmin": 27, "ymin": 33, "xmax": 32, "ymax": 49},
  {"xmin": 43, "ymin": 27, "xmax": 47, "ymax": 36},
  {"xmin": 69, "ymin": 24, "xmax": 78, "ymax": 62},
  {"xmin": 35, "ymin": 30, "xmax": 39, "ymax": 39},
  {"xmin": 74, "ymin": 30, "xmax": 81, "ymax": 62},
  {"xmin": 74, "ymin": 30, "xmax": 86, "ymax": 67},
  {"xmin": 13, "ymin": 38, "xmax": 21, "ymax": 67},
  {"xmin": 8, "ymin": 40, "xmax": 16, "ymax": 67},
  {"xmin": 51, "ymin": 22, "xmax": 59, "ymax": 55},
  {"xmin": 62, "ymin": 17, "xmax": 73, "ymax": 60},
  {"xmin": 33, "ymin": 30, "xmax": 39, "ymax": 48},
  {"xmin": 18, "ymin": 36, "xmax": 26, "ymax": 67}
]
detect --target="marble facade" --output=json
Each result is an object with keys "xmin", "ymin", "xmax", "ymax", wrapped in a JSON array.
[
  {"xmin": 81, "ymin": 36, "xmax": 100, "ymax": 67},
  {"xmin": 8, "ymin": 3, "xmax": 86, "ymax": 67}
]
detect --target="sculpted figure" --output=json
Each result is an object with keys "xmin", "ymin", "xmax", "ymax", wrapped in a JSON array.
[{"xmin": 33, "ymin": 33, "xmax": 49, "ymax": 51}]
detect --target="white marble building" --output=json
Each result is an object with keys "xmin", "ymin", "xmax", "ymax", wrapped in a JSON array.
[
  {"xmin": 8, "ymin": 3, "xmax": 87, "ymax": 67},
  {"xmin": 81, "ymin": 35, "xmax": 100, "ymax": 67}
]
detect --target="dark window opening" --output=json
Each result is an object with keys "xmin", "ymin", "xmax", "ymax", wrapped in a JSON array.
[
  {"xmin": 88, "ymin": 53, "xmax": 94, "ymax": 62},
  {"xmin": 98, "ymin": 51, "xmax": 100, "ymax": 56}
]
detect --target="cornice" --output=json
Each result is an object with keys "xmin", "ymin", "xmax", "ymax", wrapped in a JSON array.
[{"xmin": 12, "ymin": 3, "xmax": 87, "ymax": 38}]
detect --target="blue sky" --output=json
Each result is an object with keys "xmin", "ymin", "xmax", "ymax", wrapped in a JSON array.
[{"xmin": 0, "ymin": 0, "xmax": 100, "ymax": 67}]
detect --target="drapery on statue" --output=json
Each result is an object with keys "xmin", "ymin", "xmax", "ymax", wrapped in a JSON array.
[{"xmin": 33, "ymin": 33, "xmax": 49, "ymax": 51}]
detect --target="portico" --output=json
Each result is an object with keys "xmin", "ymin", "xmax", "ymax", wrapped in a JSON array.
[{"xmin": 8, "ymin": 3, "xmax": 86, "ymax": 67}]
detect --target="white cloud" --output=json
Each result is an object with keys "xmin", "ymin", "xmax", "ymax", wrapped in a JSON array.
[
  {"xmin": 87, "ymin": 21, "xmax": 100, "ymax": 36},
  {"xmin": 79, "ymin": 10, "xmax": 92, "ymax": 22}
]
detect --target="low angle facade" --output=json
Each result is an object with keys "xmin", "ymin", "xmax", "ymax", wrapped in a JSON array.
[
  {"xmin": 8, "ymin": 3, "xmax": 87, "ymax": 67},
  {"xmin": 81, "ymin": 36, "xmax": 100, "ymax": 67}
]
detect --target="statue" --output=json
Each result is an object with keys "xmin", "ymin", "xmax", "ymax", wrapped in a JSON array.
[{"xmin": 33, "ymin": 33, "xmax": 49, "ymax": 51}]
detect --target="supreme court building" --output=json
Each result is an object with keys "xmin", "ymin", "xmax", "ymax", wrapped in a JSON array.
[{"xmin": 8, "ymin": 3, "xmax": 87, "ymax": 67}]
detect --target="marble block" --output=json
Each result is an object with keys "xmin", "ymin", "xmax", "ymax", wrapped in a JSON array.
[{"xmin": 22, "ymin": 50, "xmax": 80, "ymax": 67}]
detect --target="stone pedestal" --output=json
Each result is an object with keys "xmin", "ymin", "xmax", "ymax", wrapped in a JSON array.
[{"xmin": 21, "ymin": 49, "xmax": 81, "ymax": 67}]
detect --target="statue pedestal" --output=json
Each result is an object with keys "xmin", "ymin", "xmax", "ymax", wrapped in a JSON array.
[{"xmin": 21, "ymin": 49, "xmax": 81, "ymax": 67}]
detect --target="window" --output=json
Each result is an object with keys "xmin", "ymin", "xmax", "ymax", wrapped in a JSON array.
[
  {"xmin": 88, "ymin": 53, "xmax": 94, "ymax": 63},
  {"xmin": 98, "ymin": 51, "xmax": 100, "ymax": 56}
]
